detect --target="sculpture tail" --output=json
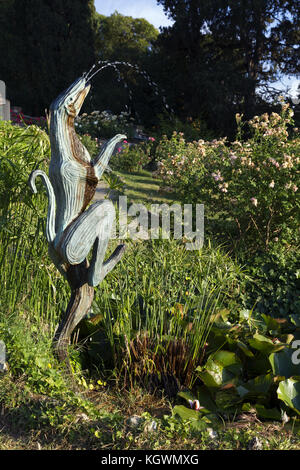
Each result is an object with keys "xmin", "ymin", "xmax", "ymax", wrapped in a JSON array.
[{"xmin": 29, "ymin": 170, "xmax": 56, "ymax": 243}]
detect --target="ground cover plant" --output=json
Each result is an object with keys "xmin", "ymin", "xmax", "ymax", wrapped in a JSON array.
[{"xmin": 0, "ymin": 115, "xmax": 300, "ymax": 450}]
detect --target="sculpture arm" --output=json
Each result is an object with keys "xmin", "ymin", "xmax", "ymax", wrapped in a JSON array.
[{"xmin": 92, "ymin": 134, "xmax": 126, "ymax": 180}]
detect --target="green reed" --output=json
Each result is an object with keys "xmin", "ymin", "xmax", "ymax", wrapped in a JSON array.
[{"xmin": 93, "ymin": 239, "xmax": 245, "ymax": 386}]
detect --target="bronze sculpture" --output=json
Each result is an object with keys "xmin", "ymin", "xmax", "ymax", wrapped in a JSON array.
[{"xmin": 29, "ymin": 73, "xmax": 126, "ymax": 361}]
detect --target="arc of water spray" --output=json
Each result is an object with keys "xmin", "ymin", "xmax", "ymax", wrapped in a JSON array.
[{"xmin": 83, "ymin": 60, "xmax": 173, "ymax": 114}]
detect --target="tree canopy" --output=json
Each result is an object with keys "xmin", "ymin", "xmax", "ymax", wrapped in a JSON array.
[
  {"xmin": 0, "ymin": 0, "xmax": 98, "ymax": 115},
  {"xmin": 96, "ymin": 11, "xmax": 159, "ymax": 62},
  {"xmin": 0, "ymin": 0, "xmax": 299, "ymax": 135},
  {"xmin": 155, "ymin": 0, "xmax": 300, "ymax": 135},
  {"xmin": 89, "ymin": 11, "xmax": 161, "ymax": 126}
]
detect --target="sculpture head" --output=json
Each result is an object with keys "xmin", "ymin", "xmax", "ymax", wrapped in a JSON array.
[{"xmin": 50, "ymin": 76, "xmax": 91, "ymax": 118}]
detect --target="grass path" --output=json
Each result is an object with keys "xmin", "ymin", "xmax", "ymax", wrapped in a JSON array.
[{"xmin": 116, "ymin": 169, "xmax": 179, "ymax": 206}]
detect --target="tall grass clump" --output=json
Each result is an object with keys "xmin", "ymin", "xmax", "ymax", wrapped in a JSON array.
[
  {"xmin": 0, "ymin": 120, "xmax": 70, "ymax": 395},
  {"xmin": 81, "ymin": 239, "xmax": 246, "ymax": 395}
]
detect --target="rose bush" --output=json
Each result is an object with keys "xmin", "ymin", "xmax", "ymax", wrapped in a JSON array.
[{"xmin": 155, "ymin": 103, "xmax": 299, "ymax": 250}]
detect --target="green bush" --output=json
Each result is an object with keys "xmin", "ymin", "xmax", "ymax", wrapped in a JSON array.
[
  {"xmin": 241, "ymin": 245, "xmax": 300, "ymax": 317},
  {"xmin": 0, "ymin": 120, "xmax": 70, "ymax": 395},
  {"xmin": 78, "ymin": 133, "xmax": 101, "ymax": 159},
  {"xmin": 151, "ymin": 113, "xmax": 216, "ymax": 142},
  {"xmin": 0, "ymin": 120, "xmax": 50, "ymax": 215},
  {"xmin": 110, "ymin": 140, "xmax": 153, "ymax": 172},
  {"xmin": 175, "ymin": 308, "xmax": 300, "ymax": 423}
]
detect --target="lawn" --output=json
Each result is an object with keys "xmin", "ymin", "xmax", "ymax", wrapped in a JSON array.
[{"xmin": 116, "ymin": 169, "xmax": 179, "ymax": 206}]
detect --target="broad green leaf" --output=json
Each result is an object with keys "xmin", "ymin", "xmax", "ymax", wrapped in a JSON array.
[
  {"xmin": 215, "ymin": 389, "xmax": 242, "ymax": 411},
  {"xmin": 226, "ymin": 336, "xmax": 254, "ymax": 356},
  {"xmin": 261, "ymin": 314, "xmax": 282, "ymax": 332},
  {"xmin": 254, "ymin": 404, "xmax": 282, "ymax": 421},
  {"xmin": 172, "ymin": 405, "xmax": 209, "ymax": 431},
  {"xmin": 245, "ymin": 353, "xmax": 272, "ymax": 376},
  {"xmin": 280, "ymin": 334, "xmax": 295, "ymax": 345},
  {"xmin": 197, "ymin": 350, "xmax": 242, "ymax": 388},
  {"xmin": 269, "ymin": 347, "xmax": 300, "ymax": 379},
  {"xmin": 236, "ymin": 340, "xmax": 255, "ymax": 358},
  {"xmin": 248, "ymin": 333, "xmax": 285, "ymax": 354},
  {"xmin": 277, "ymin": 378, "xmax": 300, "ymax": 415},
  {"xmin": 236, "ymin": 373, "xmax": 274, "ymax": 400},
  {"xmin": 178, "ymin": 386, "xmax": 218, "ymax": 414}
]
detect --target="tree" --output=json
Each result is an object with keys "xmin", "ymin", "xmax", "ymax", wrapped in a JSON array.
[
  {"xmin": 155, "ymin": 0, "xmax": 300, "ymax": 135},
  {"xmin": 89, "ymin": 12, "xmax": 161, "ymax": 126},
  {"xmin": 0, "ymin": 0, "xmax": 98, "ymax": 115},
  {"xmin": 95, "ymin": 11, "xmax": 159, "ymax": 63}
]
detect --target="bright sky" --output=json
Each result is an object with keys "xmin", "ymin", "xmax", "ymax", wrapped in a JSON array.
[{"xmin": 94, "ymin": 0, "xmax": 174, "ymax": 29}]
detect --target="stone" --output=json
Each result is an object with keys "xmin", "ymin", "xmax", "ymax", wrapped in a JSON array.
[
  {"xmin": 126, "ymin": 415, "xmax": 144, "ymax": 428},
  {"xmin": 207, "ymin": 428, "xmax": 218, "ymax": 439},
  {"xmin": 144, "ymin": 420, "xmax": 158, "ymax": 433}
]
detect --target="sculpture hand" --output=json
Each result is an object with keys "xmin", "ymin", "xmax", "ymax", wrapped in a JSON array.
[{"xmin": 92, "ymin": 134, "xmax": 126, "ymax": 179}]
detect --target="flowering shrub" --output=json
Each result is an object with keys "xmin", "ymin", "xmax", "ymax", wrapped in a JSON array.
[
  {"xmin": 75, "ymin": 110, "xmax": 135, "ymax": 139},
  {"xmin": 155, "ymin": 103, "xmax": 300, "ymax": 250},
  {"xmin": 110, "ymin": 138, "xmax": 154, "ymax": 172}
]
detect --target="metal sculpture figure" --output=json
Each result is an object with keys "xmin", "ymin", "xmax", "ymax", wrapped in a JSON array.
[{"xmin": 29, "ymin": 73, "xmax": 126, "ymax": 361}]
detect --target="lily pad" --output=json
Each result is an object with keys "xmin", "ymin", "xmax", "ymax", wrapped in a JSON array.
[
  {"xmin": 215, "ymin": 389, "xmax": 242, "ymax": 411},
  {"xmin": 245, "ymin": 353, "xmax": 272, "ymax": 376},
  {"xmin": 236, "ymin": 340, "xmax": 255, "ymax": 358}
]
